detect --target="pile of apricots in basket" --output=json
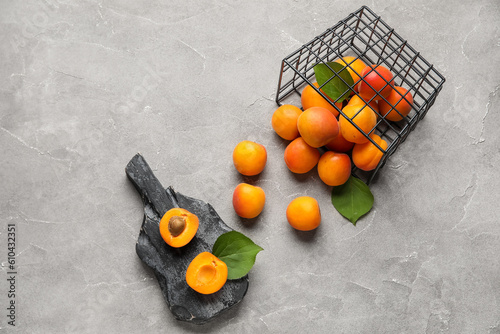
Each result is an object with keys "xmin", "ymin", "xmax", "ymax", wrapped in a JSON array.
[{"xmin": 231, "ymin": 57, "xmax": 414, "ymax": 231}]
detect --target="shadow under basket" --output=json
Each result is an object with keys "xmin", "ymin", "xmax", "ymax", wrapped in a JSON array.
[{"xmin": 275, "ymin": 5, "xmax": 445, "ymax": 184}]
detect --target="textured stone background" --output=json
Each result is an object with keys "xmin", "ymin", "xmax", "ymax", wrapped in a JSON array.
[{"xmin": 1, "ymin": 0, "xmax": 499, "ymax": 333}]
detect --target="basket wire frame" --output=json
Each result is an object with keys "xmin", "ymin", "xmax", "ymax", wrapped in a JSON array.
[{"xmin": 275, "ymin": 5, "xmax": 445, "ymax": 184}]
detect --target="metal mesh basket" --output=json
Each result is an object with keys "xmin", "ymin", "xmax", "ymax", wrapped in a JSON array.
[{"xmin": 275, "ymin": 6, "xmax": 446, "ymax": 183}]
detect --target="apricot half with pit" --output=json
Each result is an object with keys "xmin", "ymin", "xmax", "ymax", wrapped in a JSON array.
[{"xmin": 159, "ymin": 208, "xmax": 199, "ymax": 248}]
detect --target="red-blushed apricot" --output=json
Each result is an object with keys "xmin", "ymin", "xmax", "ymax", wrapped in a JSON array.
[
  {"xmin": 272, "ymin": 104, "xmax": 302, "ymax": 140},
  {"xmin": 297, "ymin": 107, "xmax": 339, "ymax": 148},
  {"xmin": 301, "ymin": 82, "xmax": 343, "ymax": 117},
  {"xmin": 325, "ymin": 121, "xmax": 354, "ymax": 153},
  {"xmin": 352, "ymin": 133, "xmax": 388, "ymax": 171},
  {"xmin": 284, "ymin": 137, "xmax": 320, "ymax": 174},
  {"xmin": 232, "ymin": 140, "xmax": 267, "ymax": 176},
  {"xmin": 286, "ymin": 196, "xmax": 321, "ymax": 231},
  {"xmin": 347, "ymin": 94, "xmax": 379, "ymax": 114},
  {"xmin": 379, "ymin": 86, "xmax": 414, "ymax": 121},
  {"xmin": 232, "ymin": 183, "xmax": 266, "ymax": 219},
  {"xmin": 186, "ymin": 252, "xmax": 228, "ymax": 294},
  {"xmin": 335, "ymin": 56, "xmax": 367, "ymax": 91},
  {"xmin": 317, "ymin": 151, "xmax": 351, "ymax": 186},
  {"xmin": 358, "ymin": 65, "xmax": 394, "ymax": 101},
  {"xmin": 159, "ymin": 208, "xmax": 199, "ymax": 248},
  {"xmin": 339, "ymin": 104, "xmax": 377, "ymax": 144}
]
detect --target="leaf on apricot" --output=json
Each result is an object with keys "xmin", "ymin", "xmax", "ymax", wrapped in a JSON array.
[
  {"xmin": 212, "ymin": 231, "xmax": 263, "ymax": 280},
  {"xmin": 313, "ymin": 61, "xmax": 354, "ymax": 103},
  {"xmin": 331, "ymin": 176, "xmax": 373, "ymax": 225}
]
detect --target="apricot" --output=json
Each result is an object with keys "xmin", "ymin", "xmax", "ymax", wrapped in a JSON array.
[
  {"xmin": 272, "ymin": 104, "xmax": 302, "ymax": 140},
  {"xmin": 233, "ymin": 140, "xmax": 267, "ymax": 176},
  {"xmin": 335, "ymin": 56, "xmax": 367, "ymax": 91},
  {"xmin": 358, "ymin": 65, "xmax": 394, "ymax": 101},
  {"xmin": 286, "ymin": 196, "xmax": 321, "ymax": 231},
  {"xmin": 347, "ymin": 94, "xmax": 379, "ymax": 114},
  {"xmin": 339, "ymin": 104, "xmax": 377, "ymax": 144},
  {"xmin": 232, "ymin": 183, "xmax": 266, "ymax": 219},
  {"xmin": 352, "ymin": 133, "xmax": 388, "ymax": 171},
  {"xmin": 317, "ymin": 151, "xmax": 351, "ymax": 186},
  {"xmin": 186, "ymin": 252, "xmax": 228, "ymax": 294},
  {"xmin": 324, "ymin": 122, "xmax": 354, "ymax": 153},
  {"xmin": 284, "ymin": 137, "xmax": 321, "ymax": 174},
  {"xmin": 301, "ymin": 82, "xmax": 342, "ymax": 117},
  {"xmin": 378, "ymin": 86, "xmax": 413, "ymax": 121},
  {"xmin": 159, "ymin": 208, "xmax": 199, "ymax": 248},
  {"xmin": 297, "ymin": 107, "xmax": 339, "ymax": 148}
]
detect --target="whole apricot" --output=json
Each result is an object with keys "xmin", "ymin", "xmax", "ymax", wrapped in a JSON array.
[
  {"xmin": 284, "ymin": 137, "xmax": 321, "ymax": 174},
  {"xmin": 339, "ymin": 104, "xmax": 377, "ymax": 144},
  {"xmin": 317, "ymin": 151, "xmax": 351, "ymax": 186},
  {"xmin": 379, "ymin": 86, "xmax": 413, "ymax": 121},
  {"xmin": 335, "ymin": 56, "xmax": 367, "ymax": 91},
  {"xmin": 159, "ymin": 208, "xmax": 199, "ymax": 248},
  {"xmin": 233, "ymin": 140, "xmax": 267, "ymax": 176},
  {"xmin": 347, "ymin": 94, "xmax": 379, "ymax": 114},
  {"xmin": 186, "ymin": 252, "xmax": 228, "ymax": 294},
  {"xmin": 232, "ymin": 183, "xmax": 266, "ymax": 219},
  {"xmin": 297, "ymin": 107, "xmax": 339, "ymax": 148},
  {"xmin": 352, "ymin": 133, "xmax": 388, "ymax": 171},
  {"xmin": 301, "ymin": 82, "xmax": 342, "ymax": 117},
  {"xmin": 324, "ymin": 121, "xmax": 354, "ymax": 153},
  {"xmin": 272, "ymin": 104, "xmax": 302, "ymax": 140},
  {"xmin": 286, "ymin": 196, "xmax": 321, "ymax": 231},
  {"xmin": 358, "ymin": 65, "xmax": 394, "ymax": 101}
]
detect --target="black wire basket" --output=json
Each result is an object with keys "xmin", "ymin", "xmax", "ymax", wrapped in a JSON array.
[{"xmin": 275, "ymin": 6, "xmax": 445, "ymax": 183}]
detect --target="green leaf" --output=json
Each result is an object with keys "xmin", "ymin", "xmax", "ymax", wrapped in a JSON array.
[
  {"xmin": 313, "ymin": 61, "xmax": 354, "ymax": 103},
  {"xmin": 212, "ymin": 231, "xmax": 263, "ymax": 279},
  {"xmin": 331, "ymin": 176, "xmax": 374, "ymax": 225}
]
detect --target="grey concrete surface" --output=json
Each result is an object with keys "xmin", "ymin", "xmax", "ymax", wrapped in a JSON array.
[{"xmin": 1, "ymin": 0, "xmax": 499, "ymax": 333}]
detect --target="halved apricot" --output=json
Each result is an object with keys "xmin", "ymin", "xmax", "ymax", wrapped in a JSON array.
[
  {"xmin": 159, "ymin": 208, "xmax": 199, "ymax": 248},
  {"xmin": 186, "ymin": 252, "xmax": 228, "ymax": 294}
]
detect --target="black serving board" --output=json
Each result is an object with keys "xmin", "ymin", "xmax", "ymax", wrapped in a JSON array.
[{"xmin": 126, "ymin": 153, "xmax": 249, "ymax": 324}]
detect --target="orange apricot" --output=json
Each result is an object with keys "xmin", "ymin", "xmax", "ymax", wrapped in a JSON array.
[
  {"xmin": 324, "ymin": 122, "xmax": 354, "ymax": 153},
  {"xmin": 159, "ymin": 208, "xmax": 199, "ymax": 248},
  {"xmin": 339, "ymin": 104, "xmax": 377, "ymax": 144},
  {"xmin": 352, "ymin": 133, "xmax": 388, "ymax": 171},
  {"xmin": 335, "ymin": 56, "xmax": 367, "ymax": 91},
  {"xmin": 297, "ymin": 107, "xmax": 339, "ymax": 148},
  {"xmin": 284, "ymin": 137, "xmax": 320, "ymax": 174},
  {"xmin": 232, "ymin": 140, "xmax": 267, "ymax": 176},
  {"xmin": 358, "ymin": 65, "xmax": 394, "ymax": 101},
  {"xmin": 232, "ymin": 183, "xmax": 266, "ymax": 219},
  {"xmin": 301, "ymin": 82, "xmax": 342, "ymax": 117},
  {"xmin": 317, "ymin": 151, "xmax": 351, "ymax": 186},
  {"xmin": 347, "ymin": 94, "xmax": 379, "ymax": 114},
  {"xmin": 271, "ymin": 104, "xmax": 302, "ymax": 140},
  {"xmin": 186, "ymin": 252, "xmax": 228, "ymax": 294},
  {"xmin": 286, "ymin": 196, "xmax": 321, "ymax": 231},
  {"xmin": 379, "ymin": 86, "xmax": 413, "ymax": 121}
]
